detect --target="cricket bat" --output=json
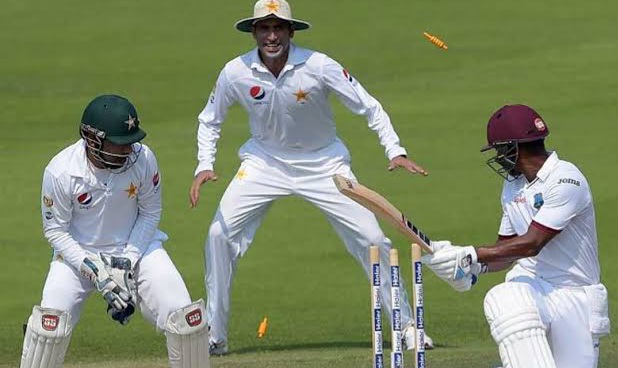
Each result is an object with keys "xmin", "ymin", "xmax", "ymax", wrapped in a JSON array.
[{"xmin": 332, "ymin": 174, "xmax": 433, "ymax": 254}]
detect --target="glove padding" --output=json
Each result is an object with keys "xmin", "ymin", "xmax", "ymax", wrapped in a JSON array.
[
  {"xmin": 421, "ymin": 241, "xmax": 481, "ymax": 292},
  {"xmin": 80, "ymin": 253, "xmax": 136, "ymax": 323},
  {"xmin": 101, "ymin": 254, "xmax": 136, "ymax": 325}
]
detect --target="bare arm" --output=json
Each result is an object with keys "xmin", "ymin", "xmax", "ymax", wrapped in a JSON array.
[
  {"xmin": 477, "ymin": 225, "xmax": 558, "ymax": 265},
  {"xmin": 483, "ymin": 237, "xmax": 516, "ymax": 272}
]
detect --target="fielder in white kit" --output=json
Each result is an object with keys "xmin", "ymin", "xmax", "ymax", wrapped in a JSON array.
[
  {"xmin": 189, "ymin": 0, "xmax": 434, "ymax": 355},
  {"xmin": 21, "ymin": 95, "xmax": 209, "ymax": 368},
  {"xmin": 422, "ymin": 104, "xmax": 610, "ymax": 368}
]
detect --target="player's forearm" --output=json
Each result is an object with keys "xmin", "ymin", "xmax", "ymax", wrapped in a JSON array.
[
  {"xmin": 486, "ymin": 261, "xmax": 515, "ymax": 272},
  {"xmin": 45, "ymin": 229, "xmax": 87, "ymax": 270},
  {"xmin": 476, "ymin": 234, "xmax": 543, "ymax": 264},
  {"xmin": 195, "ymin": 116, "xmax": 222, "ymax": 174},
  {"xmin": 124, "ymin": 211, "xmax": 160, "ymax": 264}
]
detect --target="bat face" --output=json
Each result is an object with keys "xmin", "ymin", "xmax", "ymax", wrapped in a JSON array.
[{"xmin": 333, "ymin": 174, "xmax": 433, "ymax": 254}]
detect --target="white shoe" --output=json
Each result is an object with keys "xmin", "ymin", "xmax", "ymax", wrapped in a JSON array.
[
  {"xmin": 209, "ymin": 341, "xmax": 228, "ymax": 356},
  {"xmin": 424, "ymin": 334, "xmax": 434, "ymax": 350},
  {"xmin": 402, "ymin": 324, "xmax": 435, "ymax": 350}
]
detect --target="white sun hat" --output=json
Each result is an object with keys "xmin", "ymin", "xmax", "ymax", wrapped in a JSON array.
[{"xmin": 235, "ymin": 0, "xmax": 311, "ymax": 32}]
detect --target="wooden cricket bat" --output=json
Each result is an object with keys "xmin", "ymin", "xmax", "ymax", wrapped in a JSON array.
[{"xmin": 332, "ymin": 174, "xmax": 433, "ymax": 254}]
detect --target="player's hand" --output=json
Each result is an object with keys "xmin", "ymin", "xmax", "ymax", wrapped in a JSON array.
[
  {"xmin": 189, "ymin": 170, "xmax": 218, "ymax": 208},
  {"xmin": 100, "ymin": 254, "xmax": 136, "ymax": 325},
  {"xmin": 421, "ymin": 242, "xmax": 478, "ymax": 281},
  {"xmin": 80, "ymin": 254, "xmax": 133, "ymax": 311},
  {"xmin": 387, "ymin": 156, "xmax": 428, "ymax": 176}
]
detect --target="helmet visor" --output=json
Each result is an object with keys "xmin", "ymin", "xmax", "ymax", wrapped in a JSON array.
[{"xmin": 484, "ymin": 141, "xmax": 521, "ymax": 181}]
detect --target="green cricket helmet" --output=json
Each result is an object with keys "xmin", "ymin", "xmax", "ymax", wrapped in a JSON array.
[{"xmin": 80, "ymin": 94, "xmax": 147, "ymax": 172}]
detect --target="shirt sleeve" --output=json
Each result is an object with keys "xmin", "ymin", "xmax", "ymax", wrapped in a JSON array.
[
  {"xmin": 123, "ymin": 148, "xmax": 162, "ymax": 266},
  {"xmin": 41, "ymin": 169, "xmax": 87, "ymax": 270},
  {"xmin": 321, "ymin": 56, "xmax": 407, "ymax": 160},
  {"xmin": 195, "ymin": 68, "xmax": 238, "ymax": 175},
  {"xmin": 532, "ymin": 178, "xmax": 590, "ymax": 231}
]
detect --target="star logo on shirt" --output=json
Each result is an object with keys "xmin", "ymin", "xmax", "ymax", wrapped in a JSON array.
[
  {"xmin": 125, "ymin": 115, "xmax": 136, "ymax": 130},
  {"xmin": 235, "ymin": 169, "xmax": 248, "ymax": 180},
  {"xmin": 125, "ymin": 182, "xmax": 138, "ymax": 199},
  {"xmin": 293, "ymin": 89, "xmax": 309, "ymax": 103},
  {"xmin": 265, "ymin": 0, "xmax": 280, "ymax": 13}
]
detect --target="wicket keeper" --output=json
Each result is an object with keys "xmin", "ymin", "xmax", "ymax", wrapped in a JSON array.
[{"xmin": 21, "ymin": 95, "xmax": 209, "ymax": 368}]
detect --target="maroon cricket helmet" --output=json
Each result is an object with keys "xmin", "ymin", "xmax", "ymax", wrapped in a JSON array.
[{"xmin": 481, "ymin": 104, "xmax": 549, "ymax": 152}]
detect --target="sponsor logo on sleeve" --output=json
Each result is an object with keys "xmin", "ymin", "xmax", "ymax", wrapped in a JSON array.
[
  {"xmin": 208, "ymin": 87, "xmax": 215, "ymax": 104},
  {"xmin": 343, "ymin": 68, "xmax": 354, "ymax": 83},
  {"xmin": 41, "ymin": 315, "xmax": 59, "ymax": 331},
  {"xmin": 43, "ymin": 196, "xmax": 54, "ymax": 207},
  {"xmin": 44, "ymin": 211, "xmax": 53, "ymax": 220},
  {"xmin": 152, "ymin": 172, "xmax": 160, "ymax": 187},
  {"xmin": 185, "ymin": 309, "xmax": 203, "ymax": 327}
]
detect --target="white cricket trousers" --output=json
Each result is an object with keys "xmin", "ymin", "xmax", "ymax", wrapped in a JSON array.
[
  {"xmin": 40, "ymin": 240, "xmax": 192, "ymax": 331},
  {"xmin": 205, "ymin": 139, "xmax": 413, "ymax": 344},
  {"xmin": 505, "ymin": 272, "xmax": 604, "ymax": 368}
]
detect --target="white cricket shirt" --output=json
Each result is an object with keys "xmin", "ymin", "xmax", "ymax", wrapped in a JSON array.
[
  {"xmin": 41, "ymin": 140, "xmax": 162, "ymax": 269},
  {"xmin": 195, "ymin": 43, "xmax": 407, "ymax": 173},
  {"xmin": 499, "ymin": 152, "xmax": 600, "ymax": 286}
]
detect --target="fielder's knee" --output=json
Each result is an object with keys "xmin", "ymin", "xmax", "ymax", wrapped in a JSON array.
[
  {"xmin": 164, "ymin": 299, "xmax": 210, "ymax": 368},
  {"xmin": 21, "ymin": 306, "xmax": 73, "ymax": 368}
]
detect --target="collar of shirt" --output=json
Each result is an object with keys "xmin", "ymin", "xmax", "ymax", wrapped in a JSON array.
[
  {"xmin": 248, "ymin": 43, "xmax": 309, "ymax": 75},
  {"xmin": 535, "ymin": 151, "xmax": 559, "ymax": 182},
  {"xmin": 66, "ymin": 140, "xmax": 92, "ymax": 178}
]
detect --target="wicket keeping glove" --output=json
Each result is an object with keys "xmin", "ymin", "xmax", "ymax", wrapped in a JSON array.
[
  {"xmin": 80, "ymin": 253, "xmax": 134, "ymax": 313},
  {"xmin": 100, "ymin": 255, "xmax": 137, "ymax": 325}
]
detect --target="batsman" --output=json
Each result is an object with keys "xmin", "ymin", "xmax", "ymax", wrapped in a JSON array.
[
  {"xmin": 422, "ymin": 105, "xmax": 610, "ymax": 368},
  {"xmin": 21, "ymin": 95, "xmax": 209, "ymax": 368}
]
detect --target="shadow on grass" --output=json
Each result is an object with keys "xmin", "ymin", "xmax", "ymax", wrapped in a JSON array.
[{"xmin": 230, "ymin": 340, "xmax": 452, "ymax": 355}]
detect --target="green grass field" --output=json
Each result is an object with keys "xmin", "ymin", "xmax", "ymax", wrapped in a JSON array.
[{"xmin": 1, "ymin": 0, "xmax": 617, "ymax": 367}]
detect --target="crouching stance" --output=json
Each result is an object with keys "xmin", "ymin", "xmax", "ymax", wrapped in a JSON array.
[
  {"xmin": 422, "ymin": 105, "xmax": 610, "ymax": 368},
  {"xmin": 21, "ymin": 95, "xmax": 209, "ymax": 368}
]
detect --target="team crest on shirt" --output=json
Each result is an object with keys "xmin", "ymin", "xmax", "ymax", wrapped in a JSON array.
[
  {"xmin": 293, "ymin": 88, "xmax": 309, "ymax": 104},
  {"xmin": 343, "ymin": 68, "xmax": 354, "ymax": 83},
  {"xmin": 250, "ymin": 86, "xmax": 266, "ymax": 100},
  {"xmin": 533, "ymin": 193, "xmax": 544, "ymax": 209},
  {"xmin": 125, "ymin": 182, "xmax": 138, "ymax": 199}
]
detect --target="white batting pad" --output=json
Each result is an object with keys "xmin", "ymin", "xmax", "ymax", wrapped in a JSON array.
[
  {"xmin": 165, "ymin": 299, "xmax": 210, "ymax": 368},
  {"xmin": 484, "ymin": 282, "xmax": 556, "ymax": 368},
  {"xmin": 20, "ymin": 306, "xmax": 72, "ymax": 368}
]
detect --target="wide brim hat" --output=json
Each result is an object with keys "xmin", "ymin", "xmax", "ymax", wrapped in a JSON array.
[{"xmin": 235, "ymin": 0, "xmax": 311, "ymax": 32}]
